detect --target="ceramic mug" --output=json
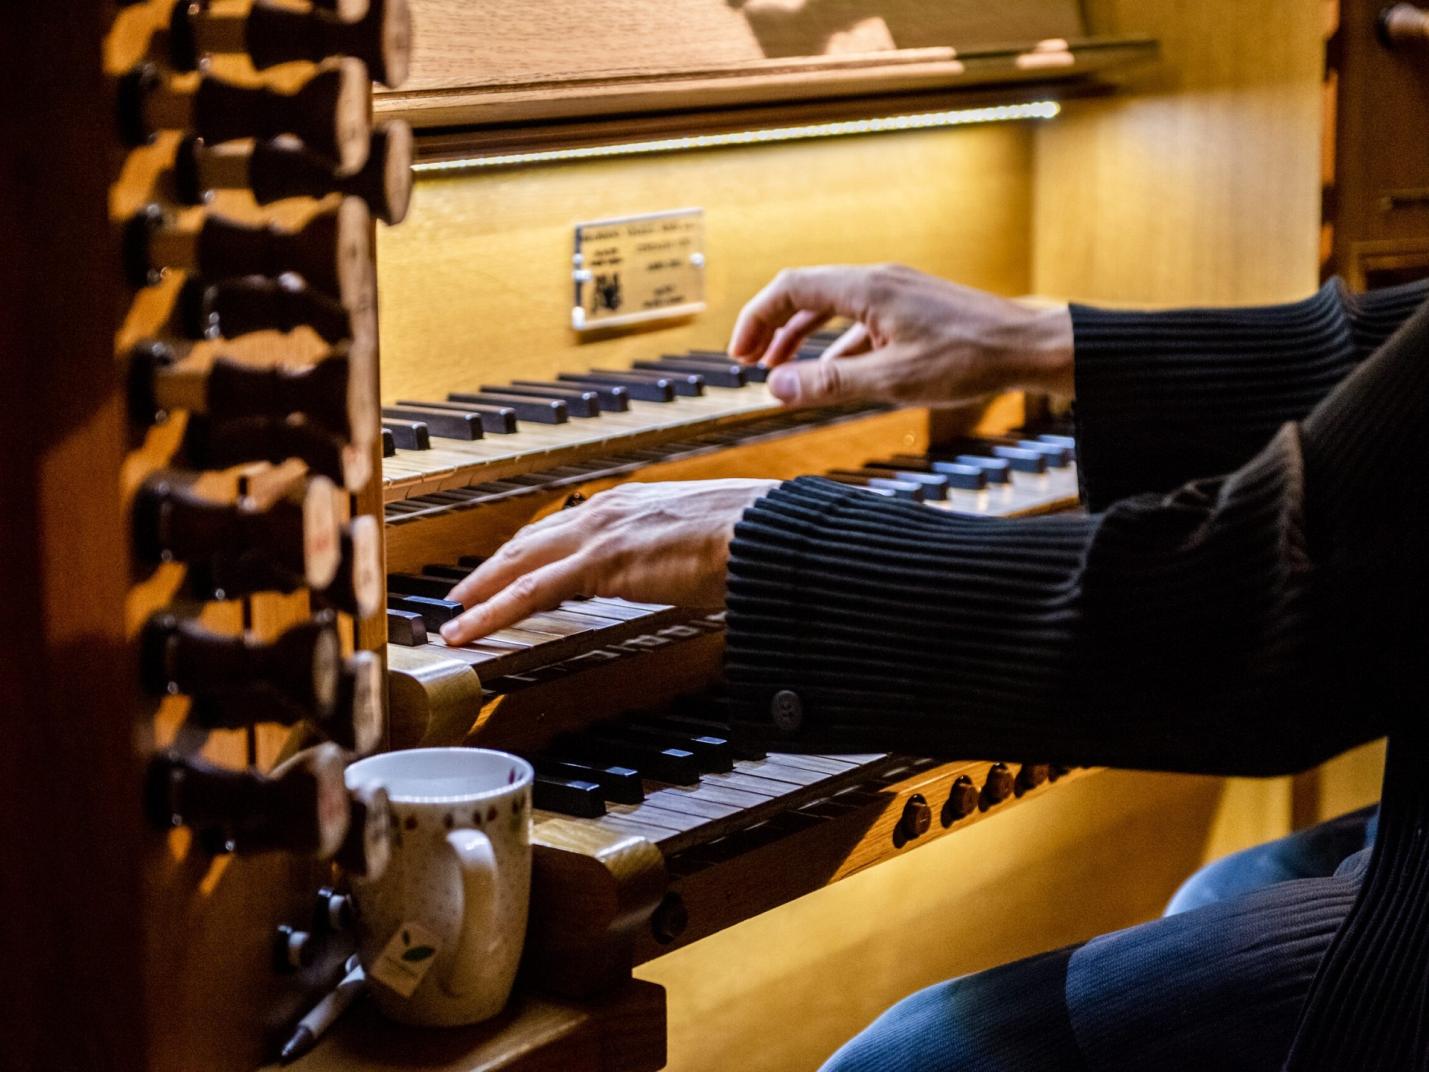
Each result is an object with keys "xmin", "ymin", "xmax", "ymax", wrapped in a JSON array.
[{"xmin": 344, "ymin": 747, "xmax": 533, "ymax": 1026}]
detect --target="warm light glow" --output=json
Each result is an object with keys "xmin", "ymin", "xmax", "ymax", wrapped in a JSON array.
[{"xmin": 414, "ymin": 101, "xmax": 1062, "ymax": 175}]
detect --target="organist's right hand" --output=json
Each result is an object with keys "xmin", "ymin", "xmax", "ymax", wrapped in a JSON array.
[{"xmin": 727, "ymin": 264, "xmax": 1075, "ymax": 407}]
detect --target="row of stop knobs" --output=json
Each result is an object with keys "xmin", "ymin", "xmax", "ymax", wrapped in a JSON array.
[{"xmin": 897, "ymin": 763, "xmax": 1072, "ymax": 844}]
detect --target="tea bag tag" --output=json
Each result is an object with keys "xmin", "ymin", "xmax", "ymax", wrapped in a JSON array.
[{"xmin": 368, "ymin": 921, "xmax": 442, "ymax": 998}]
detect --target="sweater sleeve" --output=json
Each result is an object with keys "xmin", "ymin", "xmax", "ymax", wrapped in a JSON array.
[
  {"xmin": 1070, "ymin": 277, "xmax": 1428, "ymax": 510},
  {"xmin": 724, "ymin": 293, "xmax": 1429, "ymax": 777}
]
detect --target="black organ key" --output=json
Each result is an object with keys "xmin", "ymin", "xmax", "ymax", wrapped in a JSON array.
[
  {"xmin": 559, "ymin": 372, "xmax": 675, "ymax": 403},
  {"xmin": 1035, "ymin": 434, "xmax": 1077, "ymax": 451},
  {"xmin": 386, "ymin": 594, "xmax": 463, "ymax": 631},
  {"xmin": 825, "ymin": 472, "xmax": 926, "ymax": 501},
  {"xmin": 392, "ymin": 400, "xmax": 514, "ymax": 435},
  {"xmin": 638, "ymin": 357, "xmax": 746, "ymax": 388},
  {"xmin": 565, "ymin": 733, "xmax": 702, "ymax": 786},
  {"xmin": 381, "ymin": 419, "xmax": 431, "ymax": 450},
  {"xmin": 387, "ymin": 572, "xmax": 457, "ymax": 600},
  {"xmin": 179, "ymin": 273, "xmax": 361, "ymax": 347},
  {"xmin": 536, "ymin": 758, "xmax": 644, "ymax": 804},
  {"xmin": 386, "ymin": 608, "xmax": 427, "ymax": 646},
  {"xmin": 949, "ymin": 455, "xmax": 1013, "ymax": 484},
  {"xmin": 176, "ymin": 122, "xmax": 414, "ymax": 226},
  {"xmin": 420, "ymin": 564, "xmax": 472, "ymax": 583},
  {"xmin": 182, "ymin": 414, "xmax": 367, "ymax": 493},
  {"xmin": 382, "ymin": 427, "xmax": 396, "ymax": 456},
  {"xmin": 1012, "ymin": 439, "xmax": 1074, "ymax": 467},
  {"xmin": 848, "ymin": 465, "xmax": 950, "ymax": 500},
  {"xmin": 119, "ymin": 59, "xmax": 370, "ymax": 172},
  {"xmin": 532, "ymin": 774, "xmax": 606, "ymax": 818},
  {"xmin": 644, "ymin": 714, "xmax": 766, "ymax": 760},
  {"xmin": 485, "ymin": 383, "xmax": 601, "ymax": 417},
  {"xmin": 610, "ymin": 723, "xmax": 735, "ymax": 773},
  {"xmin": 457, "ymin": 555, "xmax": 487, "ymax": 568},
  {"xmin": 447, "ymin": 392, "xmax": 569, "ymax": 424},
  {"xmin": 141, "ymin": 613, "xmax": 341, "ymax": 721},
  {"xmin": 168, "ymin": 0, "xmax": 412, "ymax": 88},
  {"xmin": 125, "ymin": 198, "xmax": 372, "ymax": 309},
  {"xmin": 590, "ymin": 368, "xmax": 704, "ymax": 397},
  {"xmin": 128, "ymin": 341, "xmax": 374, "ymax": 447},
  {"xmin": 986, "ymin": 445, "xmax": 1049, "ymax": 473},
  {"xmin": 683, "ymin": 351, "xmax": 770, "ymax": 383},
  {"xmin": 133, "ymin": 474, "xmax": 341, "ymax": 595},
  {"xmin": 515, "ymin": 379, "xmax": 629, "ymax": 412},
  {"xmin": 145, "ymin": 744, "xmax": 351, "ymax": 858},
  {"xmin": 383, "ymin": 405, "xmax": 487, "ymax": 440}
]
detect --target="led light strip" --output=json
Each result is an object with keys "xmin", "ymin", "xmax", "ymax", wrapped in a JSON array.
[{"xmin": 414, "ymin": 101, "xmax": 1061, "ymax": 174}]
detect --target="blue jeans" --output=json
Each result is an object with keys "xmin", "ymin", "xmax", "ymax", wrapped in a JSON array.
[{"xmin": 820, "ymin": 807, "xmax": 1378, "ymax": 1072}]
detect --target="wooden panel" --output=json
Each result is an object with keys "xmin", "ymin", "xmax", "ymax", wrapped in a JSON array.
[
  {"xmin": 1032, "ymin": 0, "xmax": 1326, "ymax": 305},
  {"xmin": 378, "ymin": 0, "xmax": 1098, "ymax": 129},
  {"xmin": 0, "ymin": 7, "xmax": 146, "ymax": 1072},
  {"xmin": 377, "ymin": 121, "xmax": 1034, "ymax": 404}
]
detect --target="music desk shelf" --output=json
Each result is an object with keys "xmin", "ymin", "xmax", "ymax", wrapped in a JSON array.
[{"xmin": 271, "ymin": 979, "xmax": 666, "ymax": 1072}]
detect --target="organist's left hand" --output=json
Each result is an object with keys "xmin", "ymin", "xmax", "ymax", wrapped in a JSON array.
[{"xmin": 439, "ymin": 479, "xmax": 778, "ymax": 646}]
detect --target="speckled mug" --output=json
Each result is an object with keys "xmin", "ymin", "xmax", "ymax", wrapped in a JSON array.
[{"xmin": 344, "ymin": 748, "xmax": 532, "ymax": 1026}]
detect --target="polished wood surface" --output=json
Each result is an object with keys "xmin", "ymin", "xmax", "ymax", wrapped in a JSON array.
[
  {"xmin": 273, "ymin": 980, "xmax": 666, "ymax": 1072},
  {"xmin": 377, "ymin": 0, "xmax": 1108, "ymax": 132}
]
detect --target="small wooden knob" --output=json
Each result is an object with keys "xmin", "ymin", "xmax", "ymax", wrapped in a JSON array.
[
  {"xmin": 145, "ymin": 743, "xmax": 351, "ymax": 858},
  {"xmin": 981, "ymin": 762, "xmax": 1015, "ymax": 806},
  {"xmin": 120, "ymin": 59, "xmax": 370, "ymax": 171},
  {"xmin": 942, "ymin": 775, "xmax": 979, "ymax": 824},
  {"xmin": 177, "ymin": 272, "xmax": 359, "ymax": 346},
  {"xmin": 140, "ymin": 613, "xmax": 342, "ymax": 721},
  {"xmin": 1380, "ymin": 3, "xmax": 1429, "ymax": 46},
  {"xmin": 898, "ymin": 794, "xmax": 932, "ymax": 841},
  {"xmin": 333, "ymin": 650, "xmax": 385, "ymax": 754},
  {"xmin": 337, "ymin": 781, "xmax": 393, "ymax": 879},
  {"xmin": 1014, "ymin": 763, "xmax": 1050, "ymax": 796},
  {"xmin": 133, "ymin": 473, "xmax": 342, "ymax": 593}
]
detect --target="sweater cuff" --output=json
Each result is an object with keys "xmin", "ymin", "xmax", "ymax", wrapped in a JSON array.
[
  {"xmin": 1070, "ymin": 279, "xmax": 1356, "ymax": 510},
  {"xmin": 723, "ymin": 476, "xmax": 1095, "ymax": 755}
]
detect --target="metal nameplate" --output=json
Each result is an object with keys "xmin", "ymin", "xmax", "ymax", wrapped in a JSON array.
[{"xmin": 572, "ymin": 208, "xmax": 706, "ymax": 331}]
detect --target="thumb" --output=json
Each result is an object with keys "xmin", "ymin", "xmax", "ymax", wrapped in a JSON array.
[{"xmin": 767, "ymin": 350, "xmax": 888, "ymax": 406}]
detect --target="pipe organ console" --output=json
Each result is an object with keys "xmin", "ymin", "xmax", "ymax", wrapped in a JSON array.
[{"xmin": 16, "ymin": 1, "xmax": 1401, "ymax": 1071}]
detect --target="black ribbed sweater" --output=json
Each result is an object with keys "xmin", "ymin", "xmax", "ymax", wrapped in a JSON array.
[{"xmin": 724, "ymin": 277, "xmax": 1429, "ymax": 1069}]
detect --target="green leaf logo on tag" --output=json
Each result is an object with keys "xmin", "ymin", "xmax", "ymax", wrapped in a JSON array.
[{"xmin": 370, "ymin": 920, "xmax": 443, "ymax": 999}]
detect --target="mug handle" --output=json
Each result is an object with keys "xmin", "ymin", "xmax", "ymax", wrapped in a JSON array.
[{"xmin": 438, "ymin": 828, "xmax": 498, "ymax": 998}]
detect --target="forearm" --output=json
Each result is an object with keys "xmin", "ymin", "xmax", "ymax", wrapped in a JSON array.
[{"xmin": 1069, "ymin": 277, "xmax": 1427, "ymax": 508}]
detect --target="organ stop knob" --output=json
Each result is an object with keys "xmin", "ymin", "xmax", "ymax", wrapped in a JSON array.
[
  {"xmin": 133, "ymin": 474, "xmax": 342, "ymax": 596},
  {"xmin": 140, "ymin": 613, "xmax": 342, "ymax": 724},
  {"xmin": 145, "ymin": 744, "xmax": 351, "ymax": 858},
  {"xmin": 125, "ymin": 197, "xmax": 372, "ymax": 308},
  {"xmin": 178, "ymin": 273, "xmax": 366, "ymax": 348},
  {"xmin": 119, "ymin": 59, "xmax": 370, "ymax": 171}
]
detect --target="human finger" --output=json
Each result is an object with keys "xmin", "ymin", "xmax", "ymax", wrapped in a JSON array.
[
  {"xmin": 766, "ymin": 346, "xmax": 895, "ymax": 406},
  {"xmin": 818, "ymin": 321, "xmax": 871, "ymax": 361},
  {"xmin": 439, "ymin": 554, "xmax": 592, "ymax": 645},
  {"xmin": 444, "ymin": 516, "xmax": 584, "ymax": 609},
  {"xmin": 727, "ymin": 266, "xmax": 873, "ymax": 363},
  {"xmin": 759, "ymin": 308, "xmax": 832, "ymax": 369}
]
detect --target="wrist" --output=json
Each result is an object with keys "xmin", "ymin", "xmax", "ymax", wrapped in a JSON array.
[{"xmin": 983, "ymin": 303, "xmax": 1075, "ymax": 397}]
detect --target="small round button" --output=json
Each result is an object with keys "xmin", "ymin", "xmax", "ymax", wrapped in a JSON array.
[
  {"xmin": 770, "ymin": 690, "xmax": 803, "ymax": 734},
  {"xmin": 273, "ymin": 924, "xmax": 314, "ymax": 973},
  {"xmin": 982, "ymin": 763, "xmax": 1014, "ymax": 806},
  {"xmin": 651, "ymin": 892, "xmax": 688, "ymax": 944},
  {"xmin": 899, "ymin": 794, "xmax": 932, "ymax": 841},
  {"xmin": 942, "ymin": 775, "xmax": 979, "ymax": 825},
  {"xmin": 1015, "ymin": 764, "xmax": 1050, "ymax": 796}
]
